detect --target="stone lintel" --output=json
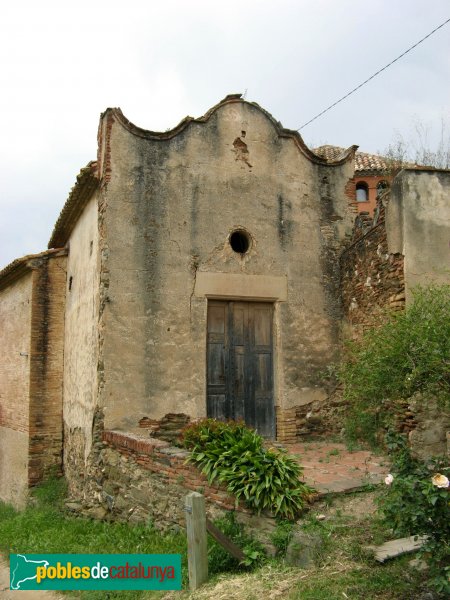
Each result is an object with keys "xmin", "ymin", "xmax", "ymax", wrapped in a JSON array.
[{"xmin": 194, "ymin": 272, "xmax": 288, "ymax": 301}]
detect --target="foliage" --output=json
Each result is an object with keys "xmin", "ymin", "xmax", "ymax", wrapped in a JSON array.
[
  {"xmin": 339, "ymin": 285, "xmax": 450, "ymax": 445},
  {"xmin": 182, "ymin": 419, "xmax": 313, "ymax": 520},
  {"xmin": 383, "ymin": 116, "xmax": 450, "ymax": 171},
  {"xmin": 378, "ymin": 433, "xmax": 450, "ymax": 596},
  {"xmin": 208, "ymin": 512, "xmax": 266, "ymax": 574}
]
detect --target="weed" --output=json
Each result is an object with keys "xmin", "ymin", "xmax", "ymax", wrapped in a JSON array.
[{"xmin": 270, "ymin": 520, "xmax": 294, "ymax": 556}]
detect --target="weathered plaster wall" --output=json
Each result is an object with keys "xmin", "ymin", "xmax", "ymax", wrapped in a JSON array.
[
  {"xmin": 387, "ymin": 169, "xmax": 450, "ymax": 301},
  {"xmin": 0, "ymin": 272, "xmax": 32, "ymax": 506},
  {"xmin": 98, "ymin": 99, "xmax": 355, "ymax": 436},
  {"xmin": 63, "ymin": 193, "xmax": 99, "ymax": 488},
  {"xmin": 0, "ymin": 427, "xmax": 29, "ymax": 508}
]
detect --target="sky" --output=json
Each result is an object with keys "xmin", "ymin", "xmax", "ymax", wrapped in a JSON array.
[{"xmin": 0, "ymin": 0, "xmax": 449, "ymax": 268}]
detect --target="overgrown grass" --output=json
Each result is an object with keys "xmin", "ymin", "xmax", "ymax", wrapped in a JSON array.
[
  {"xmin": 287, "ymin": 504, "xmax": 427, "ymax": 599},
  {"xmin": 0, "ymin": 478, "xmax": 268, "ymax": 599},
  {"xmin": 162, "ymin": 489, "xmax": 439, "ymax": 600},
  {"xmin": 163, "ymin": 497, "xmax": 429, "ymax": 599},
  {"xmin": 0, "ymin": 480, "xmax": 437, "ymax": 599},
  {"xmin": 288, "ymin": 559, "xmax": 422, "ymax": 600},
  {"xmin": 0, "ymin": 478, "xmax": 187, "ymax": 599}
]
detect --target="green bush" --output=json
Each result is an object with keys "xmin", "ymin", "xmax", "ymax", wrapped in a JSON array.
[
  {"xmin": 378, "ymin": 433, "xmax": 450, "ymax": 596},
  {"xmin": 182, "ymin": 419, "xmax": 313, "ymax": 520},
  {"xmin": 339, "ymin": 285, "xmax": 450, "ymax": 444}
]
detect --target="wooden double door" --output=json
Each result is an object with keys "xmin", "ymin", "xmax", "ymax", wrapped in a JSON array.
[{"xmin": 207, "ymin": 301, "xmax": 275, "ymax": 438}]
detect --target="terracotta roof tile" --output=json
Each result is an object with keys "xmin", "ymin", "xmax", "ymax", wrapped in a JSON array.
[
  {"xmin": 314, "ymin": 145, "xmax": 390, "ymax": 173},
  {"xmin": 0, "ymin": 248, "xmax": 67, "ymax": 290},
  {"xmin": 48, "ymin": 161, "xmax": 99, "ymax": 249}
]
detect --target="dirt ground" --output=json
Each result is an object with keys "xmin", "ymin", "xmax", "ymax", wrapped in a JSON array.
[{"xmin": 0, "ymin": 556, "xmax": 64, "ymax": 600}]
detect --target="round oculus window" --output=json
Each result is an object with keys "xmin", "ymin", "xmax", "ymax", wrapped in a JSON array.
[{"xmin": 229, "ymin": 230, "xmax": 251, "ymax": 254}]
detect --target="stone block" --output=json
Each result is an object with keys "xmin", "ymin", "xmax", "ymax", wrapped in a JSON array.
[{"xmin": 285, "ymin": 530, "xmax": 324, "ymax": 568}]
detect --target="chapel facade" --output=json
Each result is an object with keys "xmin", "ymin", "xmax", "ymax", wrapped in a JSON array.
[{"xmin": 1, "ymin": 95, "xmax": 449, "ymax": 507}]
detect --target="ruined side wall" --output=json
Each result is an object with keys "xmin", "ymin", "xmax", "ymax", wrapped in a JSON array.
[
  {"xmin": 0, "ymin": 272, "xmax": 32, "ymax": 507},
  {"xmin": 387, "ymin": 169, "xmax": 450, "ymax": 301},
  {"xmin": 340, "ymin": 199, "xmax": 405, "ymax": 339},
  {"xmin": 63, "ymin": 193, "xmax": 99, "ymax": 492},
  {"xmin": 28, "ymin": 255, "xmax": 67, "ymax": 486},
  {"xmin": 99, "ymin": 101, "xmax": 355, "ymax": 437}
]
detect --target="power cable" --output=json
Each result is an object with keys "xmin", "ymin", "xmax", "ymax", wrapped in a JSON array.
[{"xmin": 297, "ymin": 16, "xmax": 450, "ymax": 130}]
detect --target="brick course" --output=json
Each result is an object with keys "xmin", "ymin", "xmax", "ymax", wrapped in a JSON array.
[
  {"xmin": 102, "ymin": 430, "xmax": 247, "ymax": 513},
  {"xmin": 28, "ymin": 254, "xmax": 67, "ymax": 485}
]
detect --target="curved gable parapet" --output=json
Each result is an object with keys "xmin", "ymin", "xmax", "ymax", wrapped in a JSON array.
[{"xmin": 104, "ymin": 94, "xmax": 357, "ymax": 166}]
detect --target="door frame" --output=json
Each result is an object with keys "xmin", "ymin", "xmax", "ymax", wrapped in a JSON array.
[{"xmin": 206, "ymin": 298, "xmax": 276, "ymax": 438}]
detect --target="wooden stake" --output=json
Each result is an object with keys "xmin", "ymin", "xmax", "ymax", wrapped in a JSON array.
[
  {"xmin": 185, "ymin": 492, "xmax": 208, "ymax": 590},
  {"xmin": 206, "ymin": 518, "xmax": 246, "ymax": 562}
]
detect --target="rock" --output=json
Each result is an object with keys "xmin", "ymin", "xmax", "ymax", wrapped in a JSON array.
[
  {"xmin": 130, "ymin": 486, "xmax": 150, "ymax": 505},
  {"xmin": 101, "ymin": 492, "xmax": 114, "ymax": 510},
  {"xmin": 127, "ymin": 507, "xmax": 150, "ymax": 524},
  {"xmin": 84, "ymin": 506, "xmax": 107, "ymax": 520},
  {"xmin": 114, "ymin": 494, "xmax": 129, "ymax": 510},
  {"xmin": 64, "ymin": 501, "xmax": 82, "ymax": 512},
  {"xmin": 103, "ymin": 481, "xmax": 119, "ymax": 496},
  {"xmin": 416, "ymin": 592, "xmax": 439, "ymax": 600},
  {"xmin": 285, "ymin": 531, "xmax": 324, "ymax": 568},
  {"xmin": 408, "ymin": 558, "xmax": 428, "ymax": 572}
]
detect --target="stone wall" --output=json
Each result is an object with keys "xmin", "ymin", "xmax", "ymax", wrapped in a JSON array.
[
  {"xmin": 386, "ymin": 169, "xmax": 450, "ymax": 302},
  {"xmin": 340, "ymin": 177, "xmax": 450, "ymax": 455},
  {"xmin": 340, "ymin": 196, "xmax": 405, "ymax": 339},
  {"xmin": 408, "ymin": 394, "xmax": 450, "ymax": 459},
  {"xmin": 73, "ymin": 428, "xmax": 280, "ymax": 548}
]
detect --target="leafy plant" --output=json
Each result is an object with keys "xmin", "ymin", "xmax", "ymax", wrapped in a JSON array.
[
  {"xmin": 339, "ymin": 285, "xmax": 450, "ymax": 445},
  {"xmin": 378, "ymin": 433, "xmax": 450, "ymax": 595},
  {"xmin": 208, "ymin": 512, "xmax": 266, "ymax": 574},
  {"xmin": 182, "ymin": 419, "xmax": 313, "ymax": 520}
]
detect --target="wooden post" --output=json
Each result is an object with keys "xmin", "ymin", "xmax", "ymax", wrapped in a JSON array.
[{"xmin": 185, "ymin": 492, "xmax": 208, "ymax": 590}]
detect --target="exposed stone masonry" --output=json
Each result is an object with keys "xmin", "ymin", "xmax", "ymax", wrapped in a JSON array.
[
  {"xmin": 340, "ymin": 196, "xmax": 405, "ymax": 339},
  {"xmin": 139, "ymin": 413, "xmax": 191, "ymax": 444}
]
